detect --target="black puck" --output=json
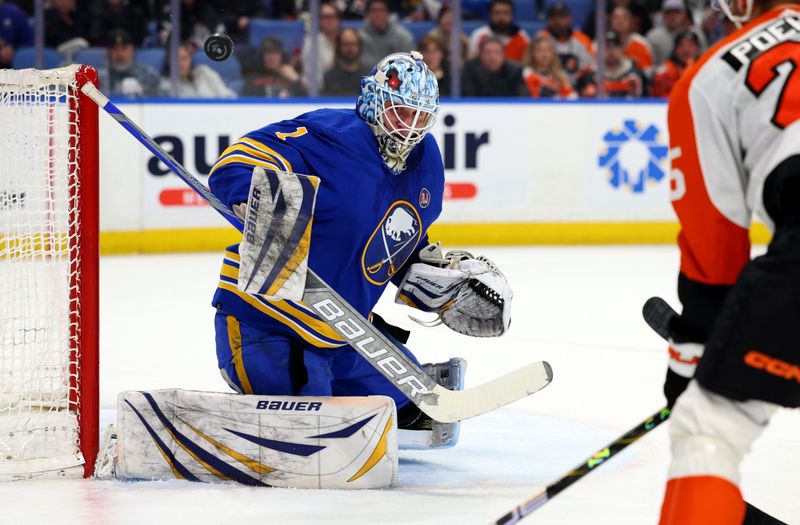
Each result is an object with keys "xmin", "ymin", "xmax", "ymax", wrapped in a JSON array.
[{"xmin": 204, "ymin": 33, "xmax": 234, "ymax": 62}]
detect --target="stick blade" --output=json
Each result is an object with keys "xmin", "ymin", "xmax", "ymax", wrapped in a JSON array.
[
  {"xmin": 642, "ymin": 296, "xmax": 678, "ymax": 342},
  {"xmin": 419, "ymin": 361, "xmax": 553, "ymax": 423}
]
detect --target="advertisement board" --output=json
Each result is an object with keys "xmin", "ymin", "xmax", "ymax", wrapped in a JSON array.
[{"xmin": 97, "ymin": 100, "xmax": 693, "ymax": 251}]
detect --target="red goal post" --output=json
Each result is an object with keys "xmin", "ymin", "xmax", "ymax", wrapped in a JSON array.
[{"xmin": 0, "ymin": 65, "xmax": 99, "ymax": 479}]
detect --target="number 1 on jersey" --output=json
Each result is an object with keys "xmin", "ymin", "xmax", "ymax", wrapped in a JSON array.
[{"xmin": 746, "ymin": 41, "xmax": 800, "ymax": 129}]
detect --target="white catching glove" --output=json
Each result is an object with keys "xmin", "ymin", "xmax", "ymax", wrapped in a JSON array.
[{"xmin": 395, "ymin": 243, "xmax": 513, "ymax": 337}]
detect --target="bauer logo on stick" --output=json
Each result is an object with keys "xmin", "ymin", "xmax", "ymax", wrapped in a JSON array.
[{"xmin": 204, "ymin": 33, "xmax": 234, "ymax": 61}]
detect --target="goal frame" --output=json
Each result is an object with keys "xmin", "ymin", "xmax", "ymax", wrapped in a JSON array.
[{"xmin": 73, "ymin": 65, "xmax": 100, "ymax": 478}]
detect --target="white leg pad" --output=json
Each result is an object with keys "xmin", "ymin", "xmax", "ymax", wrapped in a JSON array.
[
  {"xmin": 112, "ymin": 389, "xmax": 398, "ymax": 489},
  {"xmin": 668, "ymin": 381, "xmax": 777, "ymax": 484}
]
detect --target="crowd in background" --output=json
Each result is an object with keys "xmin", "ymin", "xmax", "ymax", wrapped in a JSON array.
[{"xmin": 0, "ymin": 0, "xmax": 737, "ymax": 99}]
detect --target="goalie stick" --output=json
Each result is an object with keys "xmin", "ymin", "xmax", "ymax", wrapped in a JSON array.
[{"xmin": 81, "ymin": 83, "xmax": 552, "ymax": 424}]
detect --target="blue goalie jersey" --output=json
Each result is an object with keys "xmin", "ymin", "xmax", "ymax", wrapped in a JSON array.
[{"xmin": 208, "ymin": 108, "xmax": 445, "ymax": 348}]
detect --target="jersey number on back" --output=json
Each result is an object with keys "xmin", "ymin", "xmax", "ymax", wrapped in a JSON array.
[{"xmin": 746, "ymin": 42, "xmax": 800, "ymax": 129}]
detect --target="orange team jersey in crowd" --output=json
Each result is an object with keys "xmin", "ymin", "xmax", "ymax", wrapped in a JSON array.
[
  {"xmin": 625, "ymin": 34, "xmax": 654, "ymax": 72},
  {"xmin": 668, "ymin": 6, "xmax": 800, "ymax": 288},
  {"xmin": 539, "ymin": 28, "xmax": 595, "ymax": 74},
  {"xmin": 470, "ymin": 27, "xmax": 531, "ymax": 62},
  {"xmin": 522, "ymin": 68, "xmax": 575, "ymax": 98},
  {"xmin": 651, "ymin": 59, "xmax": 694, "ymax": 97}
]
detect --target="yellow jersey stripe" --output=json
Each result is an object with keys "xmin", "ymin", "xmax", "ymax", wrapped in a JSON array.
[
  {"xmin": 226, "ymin": 315, "xmax": 254, "ymax": 395},
  {"xmin": 220, "ymin": 261, "xmax": 341, "ymax": 342},
  {"xmin": 238, "ymin": 137, "xmax": 294, "ymax": 172},
  {"xmin": 223, "ymin": 250, "xmax": 317, "ymax": 315},
  {"xmin": 218, "ymin": 281, "xmax": 344, "ymax": 348},
  {"xmin": 209, "ymin": 154, "xmax": 281, "ymax": 176},
  {"xmin": 216, "ymin": 143, "xmax": 287, "ymax": 169}
]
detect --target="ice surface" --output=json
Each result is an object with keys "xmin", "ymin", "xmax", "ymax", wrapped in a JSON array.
[{"xmin": 1, "ymin": 246, "xmax": 797, "ymax": 524}]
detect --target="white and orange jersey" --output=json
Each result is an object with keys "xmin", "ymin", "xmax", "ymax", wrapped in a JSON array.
[{"xmin": 669, "ymin": 6, "xmax": 800, "ymax": 287}]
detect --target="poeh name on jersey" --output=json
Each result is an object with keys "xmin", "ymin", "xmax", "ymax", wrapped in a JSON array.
[{"xmin": 722, "ymin": 14, "xmax": 800, "ymax": 70}]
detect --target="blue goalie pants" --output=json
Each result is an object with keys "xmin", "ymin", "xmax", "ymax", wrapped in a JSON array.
[{"xmin": 214, "ymin": 312, "xmax": 419, "ymax": 410}]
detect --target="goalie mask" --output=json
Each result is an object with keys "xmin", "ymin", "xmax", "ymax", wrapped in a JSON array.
[
  {"xmin": 356, "ymin": 51, "xmax": 440, "ymax": 174},
  {"xmin": 712, "ymin": 0, "xmax": 753, "ymax": 27}
]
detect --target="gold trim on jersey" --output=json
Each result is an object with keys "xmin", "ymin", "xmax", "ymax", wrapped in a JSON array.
[
  {"xmin": 218, "ymin": 257, "xmax": 344, "ymax": 347},
  {"xmin": 237, "ymin": 137, "xmax": 294, "ymax": 172},
  {"xmin": 209, "ymin": 154, "xmax": 281, "ymax": 176},
  {"xmin": 226, "ymin": 315, "xmax": 254, "ymax": 395}
]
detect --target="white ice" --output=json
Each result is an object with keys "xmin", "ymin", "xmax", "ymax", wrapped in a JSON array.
[{"xmin": 2, "ymin": 246, "xmax": 798, "ymax": 525}]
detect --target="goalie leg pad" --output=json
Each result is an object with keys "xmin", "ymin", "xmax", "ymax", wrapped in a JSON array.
[{"xmin": 112, "ymin": 389, "xmax": 397, "ymax": 489}]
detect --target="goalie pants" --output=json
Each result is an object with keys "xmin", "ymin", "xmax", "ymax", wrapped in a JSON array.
[{"xmin": 214, "ymin": 313, "xmax": 420, "ymax": 409}]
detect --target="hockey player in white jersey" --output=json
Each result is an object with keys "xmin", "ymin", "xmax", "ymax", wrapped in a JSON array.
[{"xmin": 658, "ymin": 0, "xmax": 800, "ymax": 522}]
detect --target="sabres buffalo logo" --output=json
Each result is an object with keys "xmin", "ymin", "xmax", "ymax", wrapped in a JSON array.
[{"xmin": 362, "ymin": 201, "xmax": 422, "ymax": 285}]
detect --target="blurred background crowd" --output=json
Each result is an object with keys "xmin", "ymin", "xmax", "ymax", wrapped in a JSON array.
[{"xmin": 0, "ymin": 0, "xmax": 736, "ymax": 99}]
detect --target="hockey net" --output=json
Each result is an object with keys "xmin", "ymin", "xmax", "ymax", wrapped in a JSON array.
[{"xmin": 0, "ymin": 65, "xmax": 99, "ymax": 479}]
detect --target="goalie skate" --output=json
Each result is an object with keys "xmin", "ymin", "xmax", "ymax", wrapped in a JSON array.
[{"xmin": 399, "ymin": 358, "xmax": 466, "ymax": 450}]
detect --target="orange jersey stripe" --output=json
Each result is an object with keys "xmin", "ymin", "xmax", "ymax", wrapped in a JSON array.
[{"xmin": 667, "ymin": 8, "xmax": 789, "ymax": 286}]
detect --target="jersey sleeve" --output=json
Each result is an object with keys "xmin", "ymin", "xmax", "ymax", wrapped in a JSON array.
[
  {"xmin": 208, "ymin": 124, "xmax": 310, "ymax": 209},
  {"xmin": 669, "ymin": 74, "xmax": 751, "ymax": 337}
]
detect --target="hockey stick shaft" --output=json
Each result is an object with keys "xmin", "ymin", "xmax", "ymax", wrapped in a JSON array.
[
  {"xmin": 82, "ymin": 84, "xmax": 553, "ymax": 423},
  {"xmin": 493, "ymin": 407, "xmax": 670, "ymax": 524}
]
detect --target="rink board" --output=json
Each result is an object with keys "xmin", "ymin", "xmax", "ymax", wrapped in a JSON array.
[{"xmin": 94, "ymin": 99, "xmax": 770, "ymax": 253}]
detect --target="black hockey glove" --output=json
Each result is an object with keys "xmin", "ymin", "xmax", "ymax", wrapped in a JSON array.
[{"xmin": 643, "ymin": 297, "xmax": 705, "ymax": 409}]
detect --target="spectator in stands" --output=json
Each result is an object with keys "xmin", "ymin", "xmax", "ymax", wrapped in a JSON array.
[
  {"xmin": 161, "ymin": 42, "xmax": 236, "ymax": 98},
  {"xmin": 425, "ymin": 4, "xmax": 469, "ymax": 63},
  {"xmin": 265, "ymin": 0, "xmax": 296, "ymax": 20},
  {"xmin": 584, "ymin": 0, "xmax": 654, "ymax": 40},
  {"xmin": 540, "ymin": 2, "xmax": 594, "ymax": 87},
  {"xmin": 406, "ymin": 0, "xmax": 444, "ymax": 21},
  {"xmin": 99, "ymin": 29, "xmax": 163, "ymax": 97},
  {"xmin": 216, "ymin": 0, "xmax": 264, "ymax": 45},
  {"xmin": 651, "ymin": 30, "xmax": 700, "ymax": 98},
  {"xmin": 157, "ymin": 0, "xmax": 221, "ymax": 49},
  {"xmin": 359, "ymin": 0, "xmax": 415, "ymax": 66},
  {"xmin": 645, "ymin": 0, "xmax": 705, "ymax": 66},
  {"xmin": 0, "ymin": 0, "xmax": 33, "ymax": 69},
  {"xmin": 609, "ymin": 5, "xmax": 654, "ymax": 76},
  {"xmin": 577, "ymin": 31, "xmax": 646, "ymax": 98},
  {"xmin": 302, "ymin": 2, "xmax": 341, "ymax": 90},
  {"xmin": 89, "ymin": 0, "xmax": 147, "ymax": 47},
  {"xmin": 468, "ymin": 0, "xmax": 529, "ymax": 62},
  {"xmin": 462, "ymin": 36, "xmax": 525, "ymax": 97},
  {"xmin": 520, "ymin": 34, "xmax": 575, "ymax": 99},
  {"xmin": 322, "ymin": 27, "xmax": 369, "ymax": 95},
  {"xmin": 699, "ymin": 6, "xmax": 737, "ymax": 45},
  {"xmin": 243, "ymin": 36, "xmax": 306, "ymax": 98},
  {"xmin": 44, "ymin": 0, "xmax": 89, "ymax": 48},
  {"xmin": 418, "ymin": 35, "xmax": 451, "ymax": 95}
]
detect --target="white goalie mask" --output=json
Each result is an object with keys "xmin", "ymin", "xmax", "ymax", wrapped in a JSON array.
[
  {"xmin": 712, "ymin": 0, "xmax": 754, "ymax": 27},
  {"xmin": 356, "ymin": 51, "xmax": 440, "ymax": 174}
]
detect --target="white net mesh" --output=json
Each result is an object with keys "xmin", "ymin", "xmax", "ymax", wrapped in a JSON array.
[{"xmin": 0, "ymin": 66, "xmax": 85, "ymax": 477}]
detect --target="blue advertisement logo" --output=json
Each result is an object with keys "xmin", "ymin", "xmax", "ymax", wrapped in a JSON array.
[{"xmin": 598, "ymin": 120, "xmax": 668, "ymax": 193}]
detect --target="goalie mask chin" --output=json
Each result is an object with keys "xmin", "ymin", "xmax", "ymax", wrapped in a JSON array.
[{"xmin": 356, "ymin": 51, "xmax": 440, "ymax": 174}]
